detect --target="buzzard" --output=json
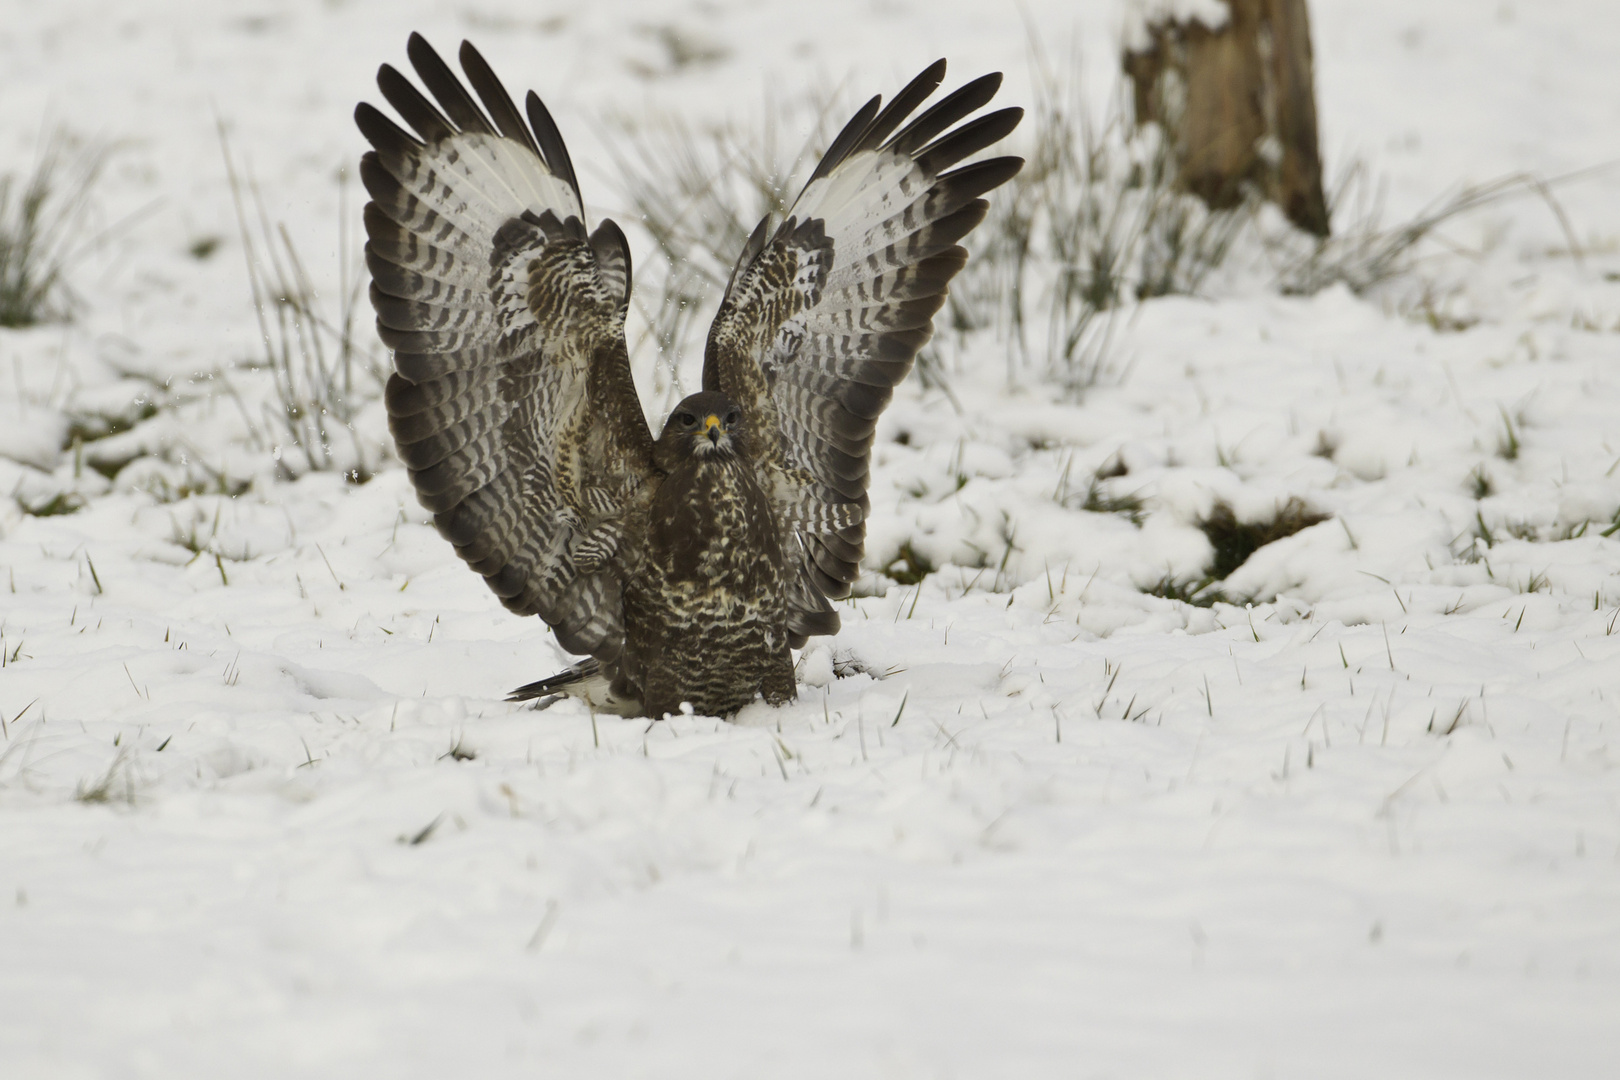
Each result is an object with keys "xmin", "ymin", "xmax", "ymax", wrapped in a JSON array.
[{"xmin": 357, "ymin": 34, "xmax": 1021, "ymax": 717}]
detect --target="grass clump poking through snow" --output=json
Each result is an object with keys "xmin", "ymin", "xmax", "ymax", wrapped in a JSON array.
[
  {"xmin": 1055, "ymin": 454, "xmax": 1146, "ymax": 525},
  {"xmin": 1199, "ymin": 498, "xmax": 1327, "ymax": 581},
  {"xmin": 74, "ymin": 749, "xmax": 139, "ymax": 807},
  {"xmin": 967, "ymin": 52, "xmax": 1600, "ymax": 362},
  {"xmin": 1270, "ymin": 161, "xmax": 1594, "ymax": 300},
  {"xmin": 1148, "ymin": 498, "xmax": 1328, "ymax": 605},
  {"xmin": 954, "ymin": 49, "xmax": 1253, "ymax": 391},
  {"xmin": 883, "ymin": 540, "xmax": 936, "ymax": 587},
  {"xmin": 0, "ymin": 131, "xmax": 107, "ymax": 327},
  {"xmin": 222, "ymin": 129, "xmax": 386, "ymax": 483}
]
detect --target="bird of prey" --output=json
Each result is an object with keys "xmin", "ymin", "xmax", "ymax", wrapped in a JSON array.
[{"xmin": 356, "ymin": 34, "xmax": 1021, "ymax": 718}]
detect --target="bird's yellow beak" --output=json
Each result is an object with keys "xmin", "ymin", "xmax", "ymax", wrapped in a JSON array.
[{"xmin": 703, "ymin": 414, "xmax": 723, "ymax": 434}]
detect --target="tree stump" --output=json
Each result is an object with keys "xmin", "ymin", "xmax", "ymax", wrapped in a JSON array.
[{"xmin": 1124, "ymin": 0, "xmax": 1330, "ymax": 237}]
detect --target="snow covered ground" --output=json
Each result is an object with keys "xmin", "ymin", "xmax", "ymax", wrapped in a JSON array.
[{"xmin": 4, "ymin": 1, "xmax": 1620, "ymax": 1076}]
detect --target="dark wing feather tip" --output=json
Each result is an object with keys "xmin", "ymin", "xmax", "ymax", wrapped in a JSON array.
[
  {"xmin": 886, "ymin": 71, "xmax": 1007, "ymax": 158},
  {"xmin": 457, "ymin": 41, "xmax": 542, "ymax": 156},
  {"xmin": 808, "ymin": 94, "xmax": 883, "ymax": 182},
  {"xmin": 915, "ymin": 107, "xmax": 1025, "ymax": 175},
  {"xmin": 857, "ymin": 59, "xmax": 948, "ymax": 153},
  {"xmin": 524, "ymin": 91, "xmax": 582, "ymax": 201},
  {"xmin": 405, "ymin": 33, "xmax": 494, "ymax": 136},
  {"xmin": 375, "ymin": 64, "xmax": 451, "ymax": 144}
]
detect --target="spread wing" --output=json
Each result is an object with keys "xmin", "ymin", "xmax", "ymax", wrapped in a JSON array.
[
  {"xmin": 357, "ymin": 34, "xmax": 654, "ymax": 661},
  {"xmin": 702, "ymin": 61, "xmax": 1023, "ymax": 644}
]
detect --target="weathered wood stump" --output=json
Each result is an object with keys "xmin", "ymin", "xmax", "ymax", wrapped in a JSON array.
[{"xmin": 1124, "ymin": 0, "xmax": 1330, "ymax": 237}]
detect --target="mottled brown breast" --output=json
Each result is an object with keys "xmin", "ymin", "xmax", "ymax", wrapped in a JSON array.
[{"xmin": 649, "ymin": 456, "xmax": 785, "ymax": 594}]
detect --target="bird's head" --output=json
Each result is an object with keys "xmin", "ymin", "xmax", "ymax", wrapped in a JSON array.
[{"xmin": 658, "ymin": 391, "xmax": 744, "ymax": 464}]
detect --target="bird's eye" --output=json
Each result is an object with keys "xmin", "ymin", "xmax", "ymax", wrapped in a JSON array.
[
  {"xmin": 725, "ymin": 409, "xmax": 741, "ymax": 426},
  {"xmin": 676, "ymin": 412, "xmax": 695, "ymax": 427}
]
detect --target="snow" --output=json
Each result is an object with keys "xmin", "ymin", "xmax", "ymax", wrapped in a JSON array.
[
  {"xmin": 4, "ymin": 1, "xmax": 1620, "ymax": 1076},
  {"xmin": 1123, "ymin": 1, "xmax": 1233, "ymax": 49}
]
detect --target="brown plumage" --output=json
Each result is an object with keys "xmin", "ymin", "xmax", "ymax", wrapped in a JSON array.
[{"xmin": 357, "ymin": 34, "xmax": 1021, "ymax": 717}]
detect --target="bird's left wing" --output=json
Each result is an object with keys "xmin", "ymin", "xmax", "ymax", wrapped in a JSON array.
[
  {"xmin": 357, "ymin": 35, "xmax": 654, "ymax": 662},
  {"xmin": 703, "ymin": 61, "xmax": 1022, "ymax": 644}
]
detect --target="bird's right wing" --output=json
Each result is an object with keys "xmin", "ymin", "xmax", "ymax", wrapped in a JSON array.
[
  {"xmin": 701, "ymin": 61, "xmax": 1022, "ymax": 644},
  {"xmin": 357, "ymin": 34, "xmax": 654, "ymax": 661}
]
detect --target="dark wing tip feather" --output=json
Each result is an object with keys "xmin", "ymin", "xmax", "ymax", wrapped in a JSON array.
[
  {"xmin": 839, "ymin": 381, "xmax": 897, "ymax": 421},
  {"xmin": 886, "ymin": 71, "xmax": 1006, "ymax": 158},
  {"xmin": 809, "ymin": 94, "xmax": 883, "ymax": 182},
  {"xmin": 374, "ymin": 63, "xmax": 451, "ymax": 144},
  {"xmin": 912, "ymin": 200, "xmax": 991, "ymax": 256},
  {"xmin": 370, "ymin": 36, "xmax": 583, "ymax": 214},
  {"xmin": 406, "ymin": 33, "xmax": 495, "ymax": 136},
  {"xmin": 356, "ymin": 151, "xmax": 400, "ymax": 207},
  {"xmin": 811, "ymin": 564, "xmax": 851, "ymax": 598},
  {"xmin": 815, "ymin": 531, "xmax": 863, "ymax": 564},
  {"xmin": 856, "ymin": 60, "xmax": 948, "ymax": 153},
  {"xmin": 915, "ymin": 107, "xmax": 1025, "ymax": 176},
  {"xmin": 355, "ymin": 104, "xmax": 421, "ymax": 158},
  {"xmin": 457, "ymin": 40, "xmax": 542, "ymax": 156},
  {"xmin": 937, "ymin": 155, "xmax": 1025, "ymax": 200},
  {"xmin": 524, "ymin": 91, "xmax": 581, "ymax": 203},
  {"xmin": 734, "ymin": 215, "xmax": 771, "ymax": 278}
]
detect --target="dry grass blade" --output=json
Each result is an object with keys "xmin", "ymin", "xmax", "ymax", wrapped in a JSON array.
[
  {"xmin": 0, "ymin": 130, "xmax": 109, "ymax": 327},
  {"xmin": 219, "ymin": 120, "xmax": 386, "ymax": 482},
  {"xmin": 1273, "ymin": 161, "xmax": 1613, "ymax": 296},
  {"xmin": 951, "ymin": 39, "xmax": 1256, "ymax": 394}
]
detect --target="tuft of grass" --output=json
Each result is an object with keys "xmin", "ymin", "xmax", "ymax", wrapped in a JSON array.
[
  {"xmin": 1413, "ymin": 286, "xmax": 1479, "ymax": 333},
  {"xmin": 441, "ymin": 734, "xmax": 477, "ymax": 762},
  {"xmin": 76, "ymin": 749, "xmax": 137, "ymax": 806},
  {"xmin": 65, "ymin": 399, "xmax": 161, "ymax": 451},
  {"xmin": 138, "ymin": 450, "xmax": 253, "ymax": 504},
  {"xmin": 1055, "ymin": 454, "xmax": 1146, "ymax": 523},
  {"xmin": 221, "ymin": 126, "xmax": 386, "ymax": 482},
  {"xmin": 1468, "ymin": 464, "xmax": 1494, "ymax": 499},
  {"xmin": 16, "ymin": 492, "xmax": 86, "ymax": 517},
  {"xmin": 1143, "ymin": 573, "xmax": 1220, "ymax": 608},
  {"xmin": 1272, "ymin": 161, "xmax": 1597, "ymax": 299},
  {"xmin": 1517, "ymin": 570, "xmax": 1550, "ymax": 595},
  {"xmin": 1501, "ymin": 520, "xmax": 1541, "ymax": 542},
  {"xmin": 957, "ymin": 46, "xmax": 1252, "ymax": 392},
  {"xmin": 1496, "ymin": 406, "xmax": 1521, "ymax": 461},
  {"xmin": 0, "ymin": 131, "xmax": 107, "ymax": 328},
  {"xmin": 1080, "ymin": 477, "xmax": 1146, "ymax": 525},
  {"xmin": 884, "ymin": 540, "xmax": 936, "ymax": 587},
  {"xmin": 1199, "ymin": 498, "xmax": 1328, "ymax": 581}
]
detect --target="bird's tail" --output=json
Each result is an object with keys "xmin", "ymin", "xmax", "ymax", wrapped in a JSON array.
[
  {"xmin": 507, "ymin": 657, "xmax": 601, "ymax": 702},
  {"xmin": 507, "ymin": 657, "xmax": 641, "ymax": 714}
]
